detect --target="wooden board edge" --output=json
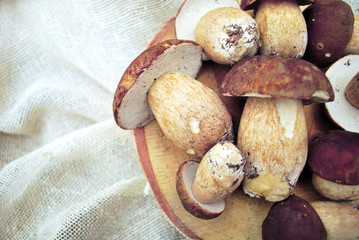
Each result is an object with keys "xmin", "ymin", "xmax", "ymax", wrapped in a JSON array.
[{"xmin": 133, "ymin": 127, "xmax": 201, "ymax": 240}]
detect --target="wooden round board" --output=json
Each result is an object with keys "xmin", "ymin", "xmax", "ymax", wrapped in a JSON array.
[{"xmin": 133, "ymin": 17, "xmax": 339, "ymax": 240}]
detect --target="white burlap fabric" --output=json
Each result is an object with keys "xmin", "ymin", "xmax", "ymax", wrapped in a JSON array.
[{"xmin": 0, "ymin": 0, "xmax": 185, "ymax": 239}]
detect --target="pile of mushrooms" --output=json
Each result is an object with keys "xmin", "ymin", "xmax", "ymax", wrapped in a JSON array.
[{"xmin": 113, "ymin": 0, "xmax": 359, "ymax": 236}]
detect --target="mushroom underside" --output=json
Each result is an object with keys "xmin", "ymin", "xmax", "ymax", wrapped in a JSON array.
[{"xmin": 116, "ymin": 43, "xmax": 202, "ymax": 129}]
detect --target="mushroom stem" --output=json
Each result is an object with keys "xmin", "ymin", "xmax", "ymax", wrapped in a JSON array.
[
  {"xmin": 255, "ymin": 0, "xmax": 308, "ymax": 58},
  {"xmin": 238, "ymin": 97, "xmax": 308, "ymax": 202},
  {"xmin": 310, "ymin": 201, "xmax": 359, "ymax": 240},
  {"xmin": 312, "ymin": 173, "xmax": 359, "ymax": 201}
]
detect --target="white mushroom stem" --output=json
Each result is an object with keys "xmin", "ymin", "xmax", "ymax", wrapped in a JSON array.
[
  {"xmin": 238, "ymin": 97, "xmax": 308, "ymax": 202},
  {"xmin": 255, "ymin": 0, "xmax": 308, "ymax": 58},
  {"xmin": 312, "ymin": 173, "xmax": 359, "ymax": 201},
  {"xmin": 192, "ymin": 141, "xmax": 246, "ymax": 204},
  {"xmin": 310, "ymin": 201, "xmax": 359, "ymax": 240}
]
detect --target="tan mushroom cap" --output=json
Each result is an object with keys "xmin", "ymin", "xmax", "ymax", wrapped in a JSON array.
[
  {"xmin": 113, "ymin": 39, "xmax": 202, "ymax": 130},
  {"xmin": 220, "ymin": 55, "xmax": 334, "ymax": 103}
]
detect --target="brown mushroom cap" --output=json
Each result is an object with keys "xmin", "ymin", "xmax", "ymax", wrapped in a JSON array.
[
  {"xmin": 307, "ymin": 130, "xmax": 359, "ymax": 185},
  {"xmin": 176, "ymin": 160, "xmax": 225, "ymax": 219},
  {"xmin": 220, "ymin": 55, "xmax": 334, "ymax": 103},
  {"xmin": 113, "ymin": 39, "xmax": 202, "ymax": 130},
  {"xmin": 262, "ymin": 195, "xmax": 327, "ymax": 240},
  {"xmin": 241, "ymin": 0, "xmax": 316, "ymax": 11},
  {"xmin": 302, "ymin": 0, "xmax": 354, "ymax": 68}
]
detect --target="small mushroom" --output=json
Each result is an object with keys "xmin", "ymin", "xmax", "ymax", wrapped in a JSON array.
[
  {"xmin": 113, "ymin": 39, "xmax": 202, "ymax": 130},
  {"xmin": 307, "ymin": 130, "xmax": 359, "ymax": 201},
  {"xmin": 262, "ymin": 195, "xmax": 327, "ymax": 240},
  {"xmin": 194, "ymin": 7, "xmax": 260, "ymax": 65},
  {"xmin": 324, "ymin": 54, "xmax": 359, "ymax": 133},
  {"xmin": 176, "ymin": 160, "xmax": 225, "ymax": 219},
  {"xmin": 221, "ymin": 55, "xmax": 334, "ymax": 202},
  {"xmin": 254, "ymin": 0, "xmax": 308, "ymax": 58},
  {"xmin": 310, "ymin": 200, "xmax": 359, "ymax": 240},
  {"xmin": 176, "ymin": 141, "xmax": 245, "ymax": 219},
  {"xmin": 192, "ymin": 141, "xmax": 246, "ymax": 203},
  {"xmin": 148, "ymin": 71, "xmax": 233, "ymax": 158},
  {"xmin": 302, "ymin": 0, "xmax": 355, "ymax": 67}
]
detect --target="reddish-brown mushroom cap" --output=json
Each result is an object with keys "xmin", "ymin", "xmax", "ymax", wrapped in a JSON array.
[
  {"xmin": 307, "ymin": 130, "xmax": 359, "ymax": 185},
  {"xmin": 262, "ymin": 195, "xmax": 327, "ymax": 240},
  {"xmin": 220, "ymin": 55, "xmax": 334, "ymax": 103},
  {"xmin": 113, "ymin": 39, "xmax": 202, "ymax": 130}
]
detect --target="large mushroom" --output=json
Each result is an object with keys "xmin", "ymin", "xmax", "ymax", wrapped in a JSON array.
[
  {"xmin": 113, "ymin": 39, "xmax": 233, "ymax": 158},
  {"xmin": 324, "ymin": 54, "xmax": 359, "ymax": 133},
  {"xmin": 148, "ymin": 71, "xmax": 233, "ymax": 157},
  {"xmin": 113, "ymin": 39, "xmax": 202, "ymax": 130},
  {"xmin": 221, "ymin": 55, "xmax": 334, "ymax": 202},
  {"xmin": 307, "ymin": 130, "xmax": 359, "ymax": 201}
]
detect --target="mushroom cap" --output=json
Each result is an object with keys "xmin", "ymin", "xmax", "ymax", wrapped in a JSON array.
[
  {"xmin": 112, "ymin": 39, "xmax": 202, "ymax": 130},
  {"xmin": 175, "ymin": 0, "xmax": 240, "ymax": 42},
  {"xmin": 176, "ymin": 160, "xmax": 225, "ymax": 219},
  {"xmin": 262, "ymin": 195, "xmax": 327, "ymax": 240},
  {"xmin": 307, "ymin": 130, "xmax": 359, "ymax": 185},
  {"xmin": 241, "ymin": 0, "xmax": 316, "ymax": 11},
  {"xmin": 220, "ymin": 55, "xmax": 334, "ymax": 103},
  {"xmin": 324, "ymin": 54, "xmax": 359, "ymax": 132},
  {"xmin": 302, "ymin": 0, "xmax": 354, "ymax": 68},
  {"xmin": 221, "ymin": 55, "xmax": 334, "ymax": 102}
]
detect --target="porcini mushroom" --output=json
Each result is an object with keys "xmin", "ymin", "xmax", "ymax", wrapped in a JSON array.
[
  {"xmin": 194, "ymin": 7, "xmax": 260, "ymax": 65},
  {"xmin": 324, "ymin": 54, "xmax": 359, "ymax": 133},
  {"xmin": 148, "ymin": 71, "xmax": 233, "ymax": 158},
  {"xmin": 176, "ymin": 160, "xmax": 225, "ymax": 219},
  {"xmin": 254, "ymin": 0, "xmax": 308, "ymax": 58},
  {"xmin": 176, "ymin": 141, "xmax": 245, "ymax": 219},
  {"xmin": 113, "ymin": 39, "xmax": 202, "ymax": 130},
  {"xmin": 113, "ymin": 39, "xmax": 233, "ymax": 158},
  {"xmin": 303, "ymin": 0, "xmax": 355, "ymax": 67},
  {"xmin": 262, "ymin": 195, "xmax": 327, "ymax": 240},
  {"xmin": 175, "ymin": 0, "xmax": 240, "ymax": 42},
  {"xmin": 221, "ymin": 55, "xmax": 334, "ymax": 202},
  {"xmin": 192, "ymin": 141, "xmax": 246, "ymax": 203},
  {"xmin": 307, "ymin": 130, "xmax": 359, "ymax": 201},
  {"xmin": 310, "ymin": 200, "xmax": 359, "ymax": 240},
  {"xmin": 175, "ymin": 0, "xmax": 260, "ymax": 64}
]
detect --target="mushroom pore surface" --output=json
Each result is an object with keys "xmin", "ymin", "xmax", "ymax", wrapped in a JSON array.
[{"xmin": 113, "ymin": 40, "xmax": 202, "ymax": 130}]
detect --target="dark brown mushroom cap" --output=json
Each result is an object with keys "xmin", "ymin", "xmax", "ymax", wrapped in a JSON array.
[
  {"xmin": 113, "ymin": 39, "xmax": 202, "ymax": 129},
  {"xmin": 302, "ymin": 0, "xmax": 354, "ymax": 68},
  {"xmin": 307, "ymin": 130, "xmax": 359, "ymax": 185},
  {"xmin": 220, "ymin": 55, "xmax": 334, "ymax": 103},
  {"xmin": 262, "ymin": 195, "xmax": 327, "ymax": 240}
]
